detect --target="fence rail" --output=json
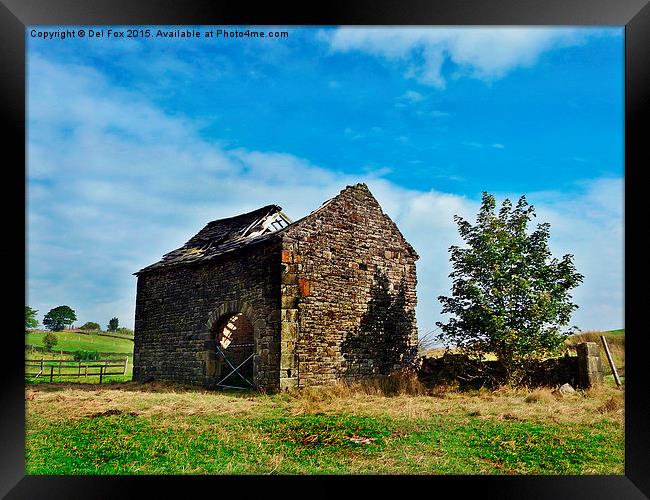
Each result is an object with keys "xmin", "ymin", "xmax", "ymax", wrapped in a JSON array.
[
  {"xmin": 25, "ymin": 357, "xmax": 129, "ymax": 383},
  {"xmin": 25, "ymin": 345, "xmax": 132, "ymax": 357}
]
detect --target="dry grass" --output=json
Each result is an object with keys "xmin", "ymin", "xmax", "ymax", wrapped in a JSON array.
[
  {"xmin": 26, "ymin": 367, "xmax": 625, "ymax": 430},
  {"xmin": 26, "ymin": 382, "xmax": 262, "ymax": 423},
  {"xmin": 524, "ymin": 389, "xmax": 554, "ymax": 404},
  {"xmin": 25, "ymin": 378, "xmax": 625, "ymax": 475},
  {"xmin": 597, "ymin": 395, "xmax": 624, "ymax": 415},
  {"xmin": 268, "ymin": 373, "xmax": 624, "ymax": 426}
]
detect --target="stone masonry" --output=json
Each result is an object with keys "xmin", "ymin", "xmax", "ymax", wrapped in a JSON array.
[{"xmin": 133, "ymin": 183, "xmax": 419, "ymax": 392}]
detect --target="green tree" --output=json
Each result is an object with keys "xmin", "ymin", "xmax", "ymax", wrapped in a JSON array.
[
  {"xmin": 80, "ymin": 322, "xmax": 101, "ymax": 331},
  {"xmin": 25, "ymin": 306, "xmax": 39, "ymax": 330},
  {"xmin": 107, "ymin": 317, "xmax": 119, "ymax": 332},
  {"xmin": 43, "ymin": 332, "xmax": 58, "ymax": 351},
  {"xmin": 43, "ymin": 305, "xmax": 77, "ymax": 332},
  {"xmin": 436, "ymin": 192, "xmax": 584, "ymax": 383}
]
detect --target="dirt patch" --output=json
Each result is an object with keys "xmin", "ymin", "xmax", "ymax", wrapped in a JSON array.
[
  {"xmin": 598, "ymin": 396, "xmax": 623, "ymax": 414},
  {"xmin": 88, "ymin": 409, "xmax": 140, "ymax": 418}
]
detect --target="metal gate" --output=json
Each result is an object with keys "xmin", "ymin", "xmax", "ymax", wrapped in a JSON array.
[
  {"xmin": 214, "ymin": 341, "xmax": 254, "ymax": 389},
  {"xmin": 213, "ymin": 312, "xmax": 255, "ymax": 389}
]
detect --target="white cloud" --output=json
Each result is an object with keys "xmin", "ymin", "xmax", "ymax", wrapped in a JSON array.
[
  {"xmin": 322, "ymin": 27, "xmax": 598, "ymax": 88},
  {"xmin": 27, "ymin": 55, "xmax": 623, "ymax": 339},
  {"xmin": 399, "ymin": 90, "xmax": 425, "ymax": 103},
  {"xmin": 462, "ymin": 141, "xmax": 505, "ymax": 149}
]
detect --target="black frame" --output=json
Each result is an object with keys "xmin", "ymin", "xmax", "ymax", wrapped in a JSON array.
[{"xmin": 3, "ymin": 0, "xmax": 648, "ymax": 497}]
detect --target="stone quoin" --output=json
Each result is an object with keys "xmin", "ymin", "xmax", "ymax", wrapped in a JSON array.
[{"xmin": 133, "ymin": 183, "xmax": 419, "ymax": 392}]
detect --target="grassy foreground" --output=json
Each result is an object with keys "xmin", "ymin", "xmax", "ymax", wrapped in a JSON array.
[{"xmin": 26, "ymin": 381, "xmax": 624, "ymax": 475}]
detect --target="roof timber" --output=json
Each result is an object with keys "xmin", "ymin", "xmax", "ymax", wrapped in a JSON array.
[{"xmin": 135, "ymin": 205, "xmax": 292, "ymax": 275}]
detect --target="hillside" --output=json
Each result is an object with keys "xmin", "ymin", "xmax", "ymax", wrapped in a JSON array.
[{"xmin": 26, "ymin": 330, "xmax": 134, "ymax": 355}]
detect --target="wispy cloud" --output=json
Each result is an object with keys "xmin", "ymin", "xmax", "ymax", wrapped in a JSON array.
[
  {"xmin": 462, "ymin": 141, "xmax": 505, "ymax": 149},
  {"xmin": 321, "ymin": 27, "xmax": 602, "ymax": 88},
  {"xmin": 399, "ymin": 90, "xmax": 426, "ymax": 103}
]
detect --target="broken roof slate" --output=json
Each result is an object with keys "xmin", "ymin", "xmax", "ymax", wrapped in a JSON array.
[{"xmin": 135, "ymin": 204, "xmax": 288, "ymax": 275}]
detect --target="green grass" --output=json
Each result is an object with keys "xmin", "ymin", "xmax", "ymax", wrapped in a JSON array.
[
  {"xmin": 24, "ymin": 328, "xmax": 625, "ymax": 474},
  {"xmin": 25, "ymin": 382, "xmax": 624, "ymax": 475},
  {"xmin": 25, "ymin": 406, "xmax": 623, "ymax": 475},
  {"xmin": 25, "ymin": 331, "xmax": 134, "ymax": 384},
  {"xmin": 26, "ymin": 330, "xmax": 134, "ymax": 354}
]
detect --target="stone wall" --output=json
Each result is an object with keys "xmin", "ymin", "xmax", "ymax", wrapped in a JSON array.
[
  {"xmin": 281, "ymin": 184, "xmax": 419, "ymax": 388},
  {"xmin": 133, "ymin": 239, "xmax": 282, "ymax": 391},
  {"xmin": 418, "ymin": 342, "xmax": 604, "ymax": 390}
]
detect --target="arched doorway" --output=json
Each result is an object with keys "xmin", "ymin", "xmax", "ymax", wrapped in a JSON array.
[{"xmin": 213, "ymin": 312, "xmax": 255, "ymax": 389}]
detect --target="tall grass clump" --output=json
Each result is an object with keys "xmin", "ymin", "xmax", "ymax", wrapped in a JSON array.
[
  {"xmin": 289, "ymin": 370, "xmax": 429, "ymax": 401},
  {"xmin": 73, "ymin": 349, "xmax": 100, "ymax": 361}
]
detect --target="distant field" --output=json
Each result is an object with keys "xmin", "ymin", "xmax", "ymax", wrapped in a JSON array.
[
  {"xmin": 26, "ymin": 330, "xmax": 134, "ymax": 355},
  {"xmin": 25, "ymin": 330, "xmax": 135, "ymax": 384}
]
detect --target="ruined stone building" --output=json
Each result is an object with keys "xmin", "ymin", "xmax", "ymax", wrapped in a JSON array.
[{"xmin": 133, "ymin": 183, "xmax": 419, "ymax": 392}]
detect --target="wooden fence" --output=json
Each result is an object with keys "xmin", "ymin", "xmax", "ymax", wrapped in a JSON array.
[{"xmin": 25, "ymin": 357, "xmax": 129, "ymax": 383}]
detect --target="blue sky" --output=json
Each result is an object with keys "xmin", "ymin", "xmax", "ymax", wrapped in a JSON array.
[{"xmin": 27, "ymin": 26, "xmax": 624, "ymax": 337}]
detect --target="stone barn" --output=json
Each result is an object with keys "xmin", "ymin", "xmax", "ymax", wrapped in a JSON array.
[{"xmin": 133, "ymin": 183, "xmax": 419, "ymax": 392}]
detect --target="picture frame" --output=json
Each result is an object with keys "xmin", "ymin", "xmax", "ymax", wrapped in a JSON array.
[{"xmin": 4, "ymin": 0, "xmax": 647, "ymax": 497}]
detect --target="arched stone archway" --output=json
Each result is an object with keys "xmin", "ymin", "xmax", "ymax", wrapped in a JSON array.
[{"xmin": 202, "ymin": 300, "xmax": 266, "ymax": 389}]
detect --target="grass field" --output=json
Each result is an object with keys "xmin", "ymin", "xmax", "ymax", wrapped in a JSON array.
[
  {"xmin": 25, "ymin": 380, "xmax": 624, "ymax": 475},
  {"xmin": 24, "ymin": 328, "xmax": 624, "ymax": 474},
  {"xmin": 26, "ymin": 330, "xmax": 134, "ymax": 355},
  {"xmin": 25, "ymin": 330, "xmax": 134, "ymax": 384}
]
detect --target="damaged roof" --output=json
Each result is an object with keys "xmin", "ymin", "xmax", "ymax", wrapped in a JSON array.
[
  {"xmin": 136, "ymin": 183, "xmax": 418, "ymax": 276},
  {"xmin": 135, "ymin": 204, "xmax": 292, "ymax": 275}
]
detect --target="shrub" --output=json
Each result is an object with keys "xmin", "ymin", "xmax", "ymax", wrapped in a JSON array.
[
  {"xmin": 73, "ymin": 349, "xmax": 100, "ymax": 361},
  {"xmin": 43, "ymin": 332, "xmax": 58, "ymax": 351},
  {"xmin": 116, "ymin": 327, "xmax": 134, "ymax": 335},
  {"xmin": 80, "ymin": 322, "xmax": 101, "ymax": 332}
]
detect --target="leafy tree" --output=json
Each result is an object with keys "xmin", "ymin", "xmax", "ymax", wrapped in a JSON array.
[
  {"xmin": 108, "ymin": 317, "xmax": 119, "ymax": 332},
  {"xmin": 25, "ymin": 306, "xmax": 39, "ymax": 330},
  {"xmin": 436, "ymin": 192, "xmax": 584, "ymax": 383},
  {"xmin": 43, "ymin": 305, "xmax": 77, "ymax": 332},
  {"xmin": 43, "ymin": 332, "xmax": 58, "ymax": 351},
  {"xmin": 80, "ymin": 322, "xmax": 101, "ymax": 331}
]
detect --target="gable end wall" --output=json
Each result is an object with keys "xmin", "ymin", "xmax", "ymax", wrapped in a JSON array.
[{"xmin": 280, "ymin": 185, "xmax": 418, "ymax": 387}]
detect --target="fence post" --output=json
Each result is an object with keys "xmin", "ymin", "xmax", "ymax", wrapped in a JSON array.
[
  {"xmin": 49, "ymin": 365, "xmax": 54, "ymax": 383},
  {"xmin": 78, "ymin": 361, "xmax": 81, "ymax": 378},
  {"xmin": 84, "ymin": 364, "xmax": 88, "ymax": 378},
  {"xmin": 99, "ymin": 365, "xmax": 104, "ymax": 384},
  {"xmin": 600, "ymin": 335, "xmax": 622, "ymax": 387},
  {"xmin": 58, "ymin": 359, "xmax": 62, "ymax": 376},
  {"xmin": 124, "ymin": 356, "xmax": 129, "ymax": 375},
  {"xmin": 40, "ymin": 358, "xmax": 44, "ymax": 372}
]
